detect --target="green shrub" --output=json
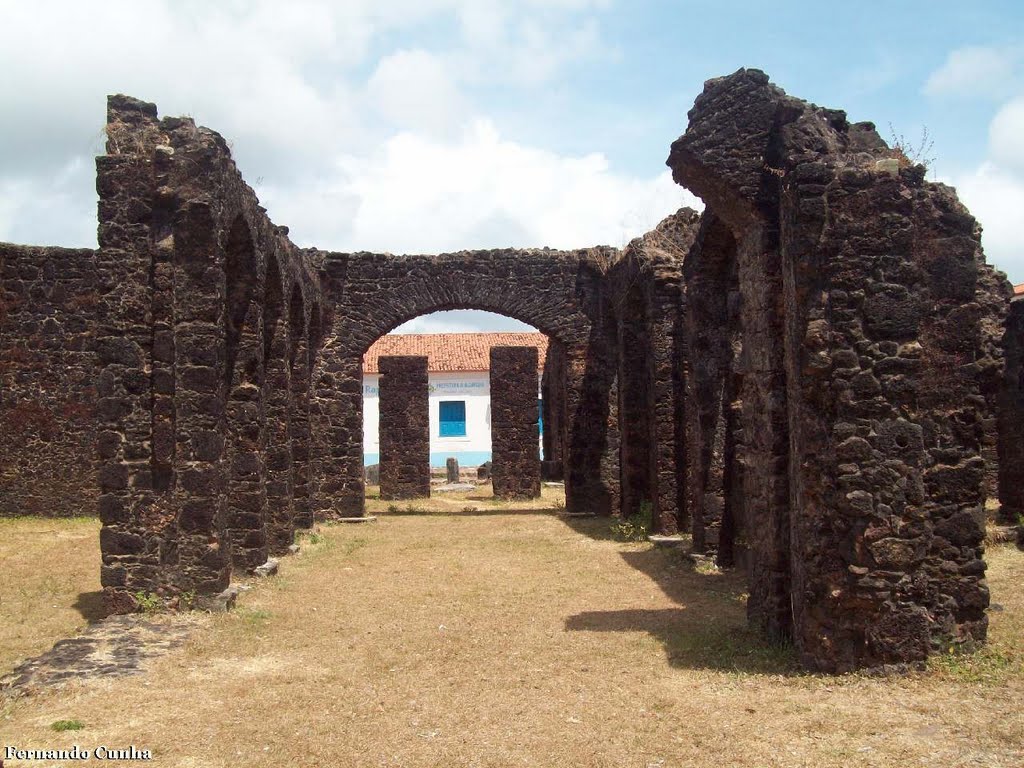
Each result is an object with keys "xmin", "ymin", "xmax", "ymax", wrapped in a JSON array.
[{"xmin": 611, "ymin": 500, "xmax": 653, "ymax": 542}]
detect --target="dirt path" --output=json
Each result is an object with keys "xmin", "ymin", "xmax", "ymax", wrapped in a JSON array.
[{"xmin": 3, "ymin": 514, "xmax": 1023, "ymax": 767}]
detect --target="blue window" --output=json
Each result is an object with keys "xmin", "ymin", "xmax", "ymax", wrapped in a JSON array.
[
  {"xmin": 538, "ymin": 398, "xmax": 544, "ymax": 435},
  {"xmin": 439, "ymin": 400, "xmax": 466, "ymax": 437}
]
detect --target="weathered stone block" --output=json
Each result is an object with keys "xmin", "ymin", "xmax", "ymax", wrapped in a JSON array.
[
  {"xmin": 490, "ymin": 347, "xmax": 540, "ymax": 500},
  {"xmin": 378, "ymin": 356, "xmax": 430, "ymax": 500}
]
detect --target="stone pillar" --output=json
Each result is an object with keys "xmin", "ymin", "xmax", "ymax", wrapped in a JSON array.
[
  {"xmin": 169, "ymin": 198, "xmax": 234, "ymax": 598},
  {"xmin": 684, "ymin": 215, "xmax": 736, "ymax": 553},
  {"xmin": 225, "ymin": 302, "xmax": 268, "ymax": 571},
  {"xmin": 490, "ymin": 346, "xmax": 541, "ymax": 500},
  {"xmin": 263, "ymin": 268, "xmax": 293, "ymax": 555},
  {"xmin": 289, "ymin": 332, "xmax": 313, "ymax": 530},
  {"xmin": 379, "ymin": 355, "xmax": 430, "ymax": 500},
  {"xmin": 446, "ymin": 457, "xmax": 459, "ymax": 483},
  {"xmin": 618, "ymin": 284, "xmax": 655, "ymax": 522},
  {"xmin": 95, "ymin": 96, "xmax": 165, "ymax": 612},
  {"xmin": 540, "ymin": 341, "xmax": 566, "ymax": 480},
  {"xmin": 650, "ymin": 256, "xmax": 688, "ymax": 536},
  {"xmin": 998, "ymin": 298, "xmax": 1024, "ymax": 526}
]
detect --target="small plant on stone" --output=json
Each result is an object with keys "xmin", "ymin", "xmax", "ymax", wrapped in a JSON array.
[
  {"xmin": 178, "ymin": 589, "xmax": 197, "ymax": 610},
  {"xmin": 611, "ymin": 500, "xmax": 653, "ymax": 542},
  {"xmin": 888, "ymin": 123, "xmax": 935, "ymax": 169},
  {"xmin": 133, "ymin": 590, "xmax": 163, "ymax": 614},
  {"xmin": 51, "ymin": 719, "xmax": 85, "ymax": 732}
]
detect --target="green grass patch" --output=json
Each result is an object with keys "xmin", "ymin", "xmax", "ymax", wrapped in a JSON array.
[{"xmin": 50, "ymin": 719, "xmax": 85, "ymax": 732}]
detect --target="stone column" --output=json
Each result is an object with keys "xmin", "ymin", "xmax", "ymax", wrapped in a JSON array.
[
  {"xmin": 540, "ymin": 341, "xmax": 567, "ymax": 481},
  {"xmin": 617, "ymin": 283, "xmax": 655, "ymax": 522},
  {"xmin": 289, "ymin": 332, "xmax": 313, "ymax": 529},
  {"xmin": 379, "ymin": 355, "xmax": 430, "ymax": 500},
  {"xmin": 95, "ymin": 96, "xmax": 164, "ymax": 612},
  {"xmin": 225, "ymin": 302, "xmax": 268, "ymax": 571},
  {"xmin": 264, "ymin": 304, "xmax": 293, "ymax": 554},
  {"xmin": 998, "ymin": 299, "xmax": 1024, "ymax": 527},
  {"xmin": 491, "ymin": 346, "xmax": 541, "ymax": 500}
]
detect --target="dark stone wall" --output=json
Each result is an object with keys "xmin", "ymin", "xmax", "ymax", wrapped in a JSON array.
[
  {"xmin": 378, "ymin": 355, "xmax": 430, "ymax": 500},
  {"xmin": 683, "ymin": 214, "xmax": 736, "ymax": 554},
  {"xmin": 490, "ymin": 346, "xmax": 541, "ymax": 500},
  {"xmin": 93, "ymin": 95, "xmax": 323, "ymax": 612},
  {"xmin": 606, "ymin": 211, "xmax": 696, "ymax": 534},
  {"xmin": 0, "ymin": 244, "xmax": 99, "ymax": 517},
  {"xmin": 998, "ymin": 299, "xmax": 1024, "ymax": 527},
  {"xmin": 975, "ymin": 262, "xmax": 1014, "ymax": 513},
  {"xmin": 541, "ymin": 340, "xmax": 567, "ymax": 479},
  {"xmin": 314, "ymin": 247, "xmax": 618, "ymax": 518},
  {"xmin": 668, "ymin": 67, "xmax": 997, "ymax": 671}
]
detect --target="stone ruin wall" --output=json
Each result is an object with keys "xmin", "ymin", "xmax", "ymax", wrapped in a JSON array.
[
  {"xmin": 0, "ymin": 245, "xmax": 99, "ymax": 517},
  {"xmin": 605, "ymin": 213, "xmax": 695, "ymax": 535},
  {"xmin": 1, "ymin": 71, "xmax": 1022, "ymax": 672},
  {"xmin": 662, "ymin": 68, "xmax": 1000, "ymax": 670},
  {"xmin": 540, "ymin": 340, "xmax": 567, "ymax": 481},
  {"xmin": 314, "ymin": 246, "xmax": 620, "ymax": 519},
  {"xmin": 999, "ymin": 298, "xmax": 1024, "ymax": 532},
  {"xmin": 490, "ymin": 346, "xmax": 542, "ymax": 500},
  {"xmin": 378, "ymin": 355, "xmax": 431, "ymax": 500},
  {"xmin": 91, "ymin": 95, "xmax": 323, "ymax": 611}
]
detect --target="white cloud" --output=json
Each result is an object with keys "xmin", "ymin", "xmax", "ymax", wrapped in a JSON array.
[
  {"xmin": 0, "ymin": 0, "xmax": 617, "ymax": 256},
  {"xmin": 989, "ymin": 97, "xmax": 1024, "ymax": 177},
  {"xmin": 955, "ymin": 162, "xmax": 1024, "ymax": 282},
  {"xmin": 394, "ymin": 310, "xmax": 535, "ymax": 334},
  {"xmin": 924, "ymin": 45, "xmax": 1022, "ymax": 99},
  {"xmin": 366, "ymin": 49, "xmax": 468, "ymax": 138},
  {"xmin": 262, "ymin": 117, "xmax": 699, "ymax": 254},
  {"xmin": 950, "ymin": 90, "xmax": 1024, "ymax": 281}
]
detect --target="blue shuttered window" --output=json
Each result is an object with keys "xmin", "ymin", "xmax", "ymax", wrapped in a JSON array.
[{"xmin": 439, "ymin": 400, "xmax": 467, "ymax": 437}]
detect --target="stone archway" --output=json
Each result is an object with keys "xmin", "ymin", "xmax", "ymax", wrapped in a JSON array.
[{"xmin": 311, "ymin": 249, "xmax": 620, "ymax": 518}]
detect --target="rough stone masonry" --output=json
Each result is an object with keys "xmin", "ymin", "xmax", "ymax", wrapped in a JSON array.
[
  {"xmin": 1, "ymin": 69, "xmax": 1020, "ymax": 673},
  {"xmin": 378, "ymin": 355, "xmax": 431, "ymax": 500},
  {"xmin": 490, "ymin": 346, "xmax": 542, "ymax": 500}
]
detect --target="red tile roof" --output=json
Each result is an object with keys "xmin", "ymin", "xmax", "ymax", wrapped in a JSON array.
[
  {"xmin": 1014, "ymin": 283, "xmax": 1024, "ymax": 297},
  {"xmin": 363, "ymin": 333, "xmax": 548, "ymax": 374}
]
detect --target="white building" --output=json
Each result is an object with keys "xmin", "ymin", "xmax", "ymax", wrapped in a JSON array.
[{"xmin": 362, "ymin": 332, "xmax": 547, "ymax": 467}]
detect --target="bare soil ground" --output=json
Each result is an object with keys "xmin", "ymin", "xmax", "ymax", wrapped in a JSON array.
[{"xmin": 2, "ymin": 513, "xmax": 1022, "ymax": 767}]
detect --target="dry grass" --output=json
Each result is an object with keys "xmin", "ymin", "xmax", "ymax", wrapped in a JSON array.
[
  {"xmin": 2, "ymin": 515, "xmax": 1023, "ymax": 767},
  {"xmin": 366, "ymin": 481, "xmax": 565, "ymax": 515},
  {"xmin": 0, "ymin": 517, "xmax": 102, "ymax": 673}
]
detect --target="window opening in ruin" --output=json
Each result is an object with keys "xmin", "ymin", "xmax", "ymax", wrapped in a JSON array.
[{"xmin": 439, "ymin": 400, "xmax": 467, "ymax": 437}]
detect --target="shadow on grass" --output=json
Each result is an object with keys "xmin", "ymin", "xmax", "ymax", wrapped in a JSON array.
[
  {"xmin": 557, "ymin": 513, "xmax": 621, "ymax": 541},
  {"xmin": 73, "ymin": 591, "xmax": 107, "ymax": 623},
  {"xmin": 562, "ymin": 525, "xmax": 801, "ymax": 675}
]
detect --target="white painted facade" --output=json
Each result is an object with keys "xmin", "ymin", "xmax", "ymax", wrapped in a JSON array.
[{"xmin": 362, "ymin": 371, "xmax": 542, "ymax": 467}]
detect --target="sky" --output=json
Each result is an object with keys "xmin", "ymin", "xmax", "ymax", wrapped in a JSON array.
[{"xmin": 1, "ymin": 0, "xmax": 1022, "ymax": 334}]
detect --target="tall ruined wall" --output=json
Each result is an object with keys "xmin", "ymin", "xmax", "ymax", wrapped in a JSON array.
[
  {"xmin": 378, "ymin": 355, "xmax": 430, "ymax": 500},
  {"xmin": 669, "ymin": 68, "xmax": 996, "ymax": 671},
  {"xmin": 974, "ymin": 262, "xmax": 1014, "ymax": 513},
  {"xmin": 540, "ymin": 340, "xmax": 567, "ymax": 480},
  {"xmin": 0, "ymin": 244, "xmax": 99, "ymax": 517},
  {"xmin": 607, "ymin": 211, "xmax": 696, "ymax": 534},
  {"xmin": 998, "ymin": 299, "xmax": 1024, "ymax": 529},
  {"xmin": 490, "ymin": 346, "xmax": 541, "ymax": 500},
  {"xmin": 95, "ymin": 95, "xmax": 323, "ymax": 612}
]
